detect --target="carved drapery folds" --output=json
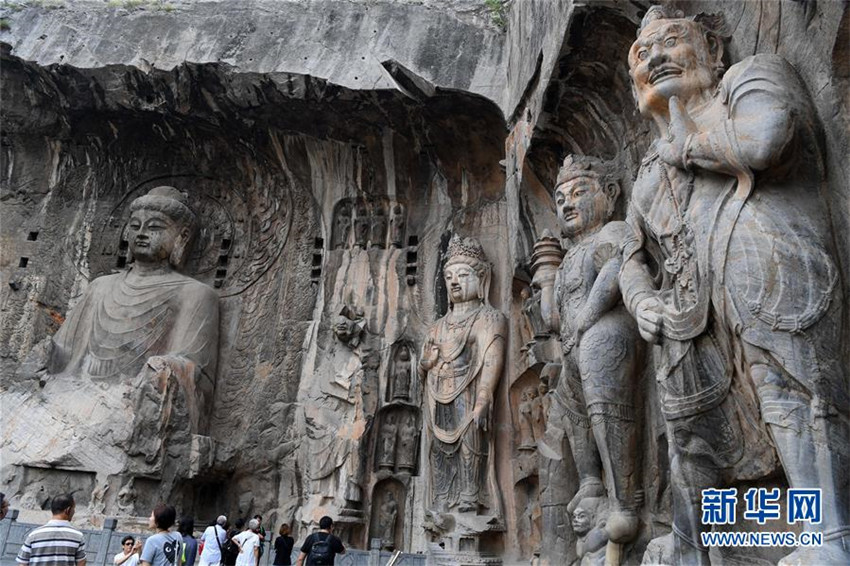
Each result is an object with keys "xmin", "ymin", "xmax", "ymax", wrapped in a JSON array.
[
  {"xmin": 2, "ymin": 2, "xmax": 848, "ymax": 564},
  {"xmin": 3, "ymin": 186, "xmax": 221, "ymax": 511}
]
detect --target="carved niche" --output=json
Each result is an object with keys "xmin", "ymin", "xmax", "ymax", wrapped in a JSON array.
[
  {"xmin": 386, "ymin": 342, "xmax": 416, "ymax": 403},
  {"xmin": 373, "ymin": 405, "xmax": 420, "ymax": 476},
  {"xmin": 369, "ymin": 478, "xmax": 406, "ymax": 552},
  {"xmin": 329, "ymin": 197, "xmax": 408, "ymax": 251}
]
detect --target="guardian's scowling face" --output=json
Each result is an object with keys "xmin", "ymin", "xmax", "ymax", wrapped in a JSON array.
[{"xmin": 629, "ymin": 19, "xmax": 718, "ymax": 116}]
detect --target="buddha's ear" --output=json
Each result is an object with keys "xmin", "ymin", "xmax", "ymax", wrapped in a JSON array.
[
  {"xmin": 603, "ymin": 181, "xmax": 621, "ymax": 218},
  {"xmin": 170, "ymin": 227, "xmax": 192, "ymax": 270},
  {"xmin": 121, "ymin": 223, "xmax": 134, "ymax": 265}
]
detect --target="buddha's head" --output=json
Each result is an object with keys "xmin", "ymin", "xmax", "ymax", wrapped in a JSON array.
[
  {"xmin": 555, "ymin": 155, "xmax": 620, "ymax": 239},
  {"xmin": 443, "ymin": 235, "xmax": 492, "ymax": 306},
  {"xmin": 127, "ymin": 186, "xmax": 197, "ymax": 270}
]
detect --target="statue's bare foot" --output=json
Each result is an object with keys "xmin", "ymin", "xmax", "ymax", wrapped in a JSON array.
[
  {"xmin": 457, "ymin": 499, "xmax": 478, "ymax": 513},
  {"xmin": 605, "ymin": 509, "xmax": 639, "ymax": 544},
  {"xmin": 567, "ymin": 478, "xmax": 605, "ymax": 514}
]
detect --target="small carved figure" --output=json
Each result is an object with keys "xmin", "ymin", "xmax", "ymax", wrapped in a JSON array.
[
  {"xmin": 378, "ymin": 415, "xmax": 398, "ymax": 470},
  {"xmin": 333, "ymin": 304, "xmax": 366, "ymax": 348},
  {"xmin": 391, "ymin": 347, "xmax": 412, "ymax": 401},
  {"xmin": 377, "ymin": 491, "xmax": 398, "ymax": 550},
  {"xmin": 521, "ymin": 285, "xmax": 547, "ymax": 340},
  {"xmin": 389, "ymin": 204, "xmax": 405, "ymax": 248},
  {"xmin": 419, "ymin": 235, "xmax": 506, "ymax": 516},
  {"xmin": 530, "ymin": 385, "xmax": 546, "ymax": 443},
  {"xmin": 537, "ymin": 380, "xmax": 550, "ymax": 424},
  {"xmin": 117, "ymin": 478, "xmax": 137, "ymax": 514},
  {"xmin": 370, "ymin": 203, "xmax": 388, "ymax": 248},
  {"xmin": 517, "ymin": 387, "xmax": 537, "ymax": 450},
  {"xmin": 332, "ymin": 201, "xmax": 352, "ymax": 249},
  {"xmin": 397, "ymin": 416, "xmax": 417, "ymax": 472},
  {"xmin": 552, "ymin": 155, "xmax": 643, "ymax": 546},
  {"xmin": 620, "ymin": 7, "xmax": 849, "ymax": 564},
  {"xmin": 353, "ymin": 203, "xmax": 370, "ymax": 248},
  {"xmin": 572, "ymin": 497, "xmax": 609, "ymax": 566},
  {"xmin": 89, "ymin": 480, "xmax": 108, "ymax": 515}
]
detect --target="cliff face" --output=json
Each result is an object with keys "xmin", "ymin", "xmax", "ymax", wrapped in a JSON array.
[{"xmin": 1, "ymin": 0, "xmax": 848, "ymax": 563}]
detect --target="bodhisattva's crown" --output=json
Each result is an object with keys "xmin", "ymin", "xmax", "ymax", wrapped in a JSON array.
[
  {"xmin": 556, "ymin": 154, "xmax": 616, "ymax": 187},
  {"xmin": 445, "ymin": 234, "xmax": 487, "ymax": 264}
]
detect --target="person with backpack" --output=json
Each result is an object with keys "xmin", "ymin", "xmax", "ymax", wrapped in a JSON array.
[
  {"xmin": 295, "ymin": 516, "xmax": 344, "ymax": 566},
  {"xmin": 178, "ymin": 517, "xmax": 198, "ymax": 566},
  {"xmin": 198, "ymin": 516, "xmax": 227, "ymax": 566},
  {"xmin": 221, "ymin": 519, "xmax": 245, "ymax": 566},
  {"xmin": 140, "ymin": 504, "xmax": 183, "ymax": 566},
  {"xmin": 232, "ymin": 519, "xmax": 261, "ymax": 566}
]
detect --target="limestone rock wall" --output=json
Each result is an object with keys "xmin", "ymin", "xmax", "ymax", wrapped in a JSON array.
[{"xmin": 1, "ymin": 0, "xmax": 848, "ymax": 564}]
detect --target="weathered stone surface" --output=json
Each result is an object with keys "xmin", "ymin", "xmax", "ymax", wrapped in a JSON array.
[
  {"xmin": 620, "ymin": 6, "xmax": 849, "ymax": 564},
  {"xmin": 1, "ymin": 1, "xmax": 848, "ymax": 564},
  {"xmin": 0, "ymin": 0, "xmax": 507, "ymax": 108}
]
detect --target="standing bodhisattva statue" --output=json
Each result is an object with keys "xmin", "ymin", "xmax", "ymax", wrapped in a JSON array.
[
  {"xmin": 620, "ymin": 6, "xmax": 849, "ymax": 564},
  {"xmin": 552, "ymin": 155, "xmax": 643, "ymax": 548},
  {"xmin": 419, "ymin": 235, "xmax": 506, "ymax": 517}
]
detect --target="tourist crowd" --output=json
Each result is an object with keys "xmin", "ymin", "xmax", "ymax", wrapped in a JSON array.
[{"xmin": 14, "ymin": 494, "xmax": 345, "ymax": 566}]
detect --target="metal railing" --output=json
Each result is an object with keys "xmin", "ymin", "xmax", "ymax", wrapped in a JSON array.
[{"xmin": 0, "ymin": 512, "xmax": 426, "ymax": 566}]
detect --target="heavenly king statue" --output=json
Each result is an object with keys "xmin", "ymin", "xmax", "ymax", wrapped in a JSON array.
[
  {"xmin": 552, "ymin": 155, "xmax": 644, "ymax": 548},
  {"xmin": 419, "ymin": 235, "xmax": 507, "ymax": 520},
  {"xmin": 620, "ymin": 7, "xmax": 849, "ymax": 564}
]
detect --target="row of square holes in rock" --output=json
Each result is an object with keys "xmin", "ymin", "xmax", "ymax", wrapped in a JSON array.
[
  {"xmin": 17, "ymin": 231, "xmax": 40, "ymax": 268},
  {"xmin": 309, "ymin": 235, "xmax": 419, "ymax": 285},
  {"xmin": 112, "ymin": 238, "xmax": 234, "ymax": 287},
  {"xmin": 16, "ymin": 231, "xmax": 420, "ymax": 282}
]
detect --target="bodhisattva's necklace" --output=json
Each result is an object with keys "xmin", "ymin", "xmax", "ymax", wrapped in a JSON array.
[{"xmin": 447, "ymin": 302, "xmax": 483, "ymax": 329}]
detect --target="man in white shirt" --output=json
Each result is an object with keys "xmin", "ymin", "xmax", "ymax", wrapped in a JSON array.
[{"xmin": 198, "ymin": 516, "xmax": 228, "ymax": 566}]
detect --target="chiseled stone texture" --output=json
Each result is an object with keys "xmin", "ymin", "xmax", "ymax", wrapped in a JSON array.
[
  {"xmin": 0, "ymin": 0, "xmax": 507, "ymax": 109},
  {"xmin": 1, "ymin": 0, "xmax": 848, "ymax": 565}
]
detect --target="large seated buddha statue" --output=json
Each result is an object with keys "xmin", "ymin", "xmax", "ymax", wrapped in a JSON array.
[{"xmin": 2, "ymin": 186, "xmax": 219, "ymax": 507}]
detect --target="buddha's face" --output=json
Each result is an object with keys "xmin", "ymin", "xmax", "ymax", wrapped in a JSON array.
[
  {"xmin": 572, "ymin": 506, "xmax": 591, "ymax": 536},
  {"xmin": 629, "ymin": 19, "xmax": 718, "ymax": 116},
  {"xmin": 555, "ymin": 176, "xmax": 609, "ymax": 238},
  {"xmin": 127, "ymin": 209, "xmax": 187, "ymax": 265},
  {"xmin": 445, "ymin": 262, "xmax": 481, "ymax": 304}
]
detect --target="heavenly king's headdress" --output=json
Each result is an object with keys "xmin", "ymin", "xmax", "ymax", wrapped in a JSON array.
[
  {"xmin": 556, "ymin": 154, "xmax": 617, "ymax": 188},
  {"xmin": 637, "ymin": 5, "xmax": 727, "ymax": 37}
]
